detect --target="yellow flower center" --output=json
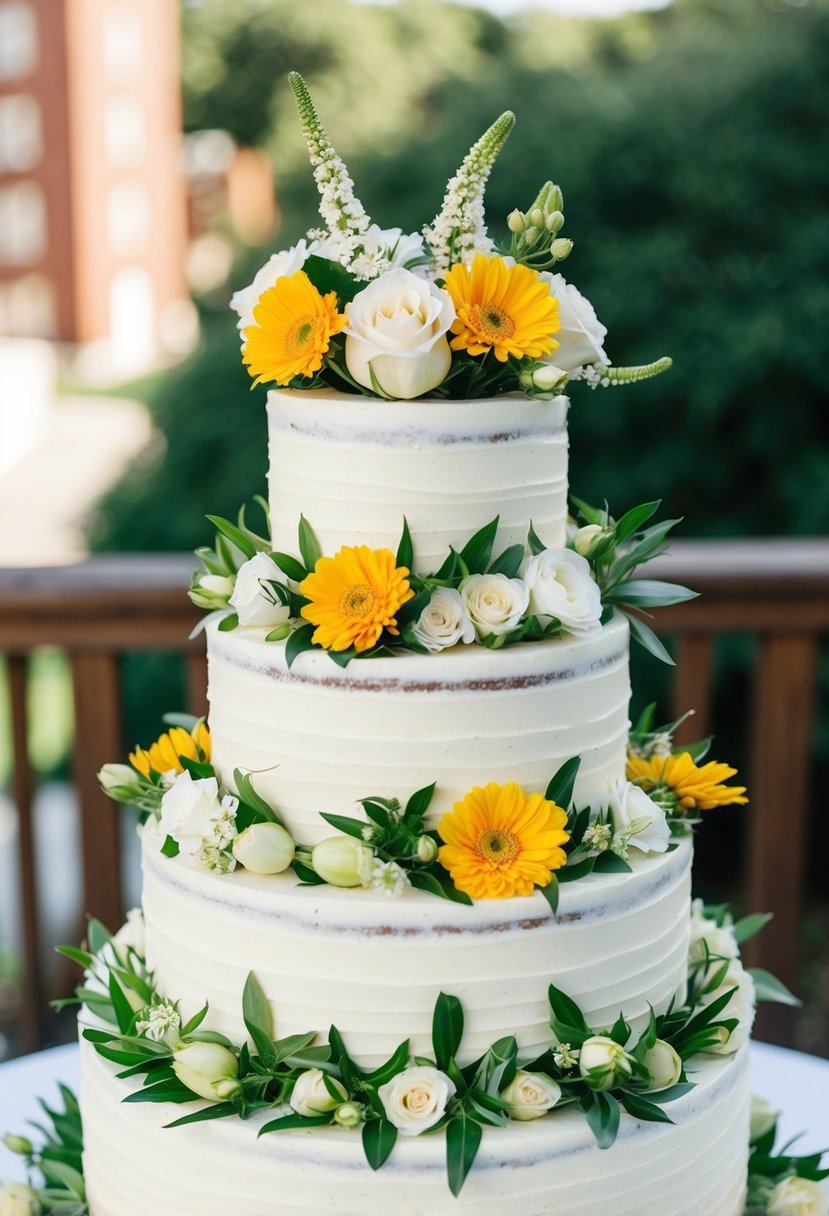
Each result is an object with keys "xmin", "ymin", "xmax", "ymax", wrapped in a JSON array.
[
  {"xmin": 474, "ymin": 827, "xmax": 521, "ymax": 866},
  {"xmin": 339, "ymin": 583, "xmax": 377, "ymax": 619},
  {"xmin": 469, "ymin": 302, "xmax": 516, "ymax": 343},
  {"xmin": 285, "ymin": 316, "xmax": 317, "ymax": 353}
]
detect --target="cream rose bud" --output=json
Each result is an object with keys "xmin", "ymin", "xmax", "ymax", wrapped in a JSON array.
[
  {"xmin": 229, "ymin": 552, "xmax": 290, "ymax": 629},
  {"xmin": 573, "ymin": 524, "xmax": 603, "ymax": 557},
  {"xmin": 311, "ymin": 836, "xmax": 374, "ymax": 887},
  {"xmin": 290, "ymin": 1068, "xmax": 347, "ymax": 1116},
  {"xmin": 501, "ymin": 1070, "xmax": 562, "ymax": 1121},
  {"xmin": 540, "ymin": 271, "xmax": 607, "ymax": 373},
  {"xmin": 460, "ymin": 573, "xmax": 530, "ymax": 640},
  {"xmin": 523, "ymin": 549, "xmax": 602, "ymax": 636},
  {"xmin": 344, "ymin": 268, "xmax": 455, "ymax": 400},
  {"xmin": 97, "ymin": 762, "xmax": 140, "ymax": 792},
  {"xmin": 230, "ymin": 240, "xmax": 312, "ymax": 331},
  {"xmin": 578, "ymin": 1036, "xmax": 634, "ymax": 1090},
  {"xmin": 700, "ymin": 963, "xmax": 756, "ymax": 1056},
  {"xmin": 232, "ymin": 822, "xmax": 295, "ymax": 875},
  {"xmin": 767, "ymin": 1176, "xmax": 829, "ymax": 1216},
  {"xmin": 378, "ymin": 1066, "xmax": 456, "ymax": 1136},
  {"xmin": 172, "ymin": 1041, "xmax": 241, "ymax": 1102},
  {"xmin": 333, "ymin": 1101, "xmax": 363, "ymax": 1129},
  {"xmin": 416, "ymin": 835, "xmax": 439, "ymax": 863},
  {"xmin": 604, "ymin": 778, "xmax": 671, "ymax": 854},
  {"xmin": 749, "ymin": 1094, "xmax": 778, "ymax": 1143},
  {"xmin": 642, "ymin": 1039, "xmax": 682, "ymax": 1092},
  {"xmin": 411, "ymin": 587, "xmax": 475, "ymax": 653},
  {"xmin": 0, "ymin": 1184, "xmax": 40, "ymax": 1216},
  {"xmin": 159, "ymin": 770, "xmax": 223, "ymax": 855},
  {"xmin": 199, "ymin": 574, "xmax": 235, "ymax": 599}
]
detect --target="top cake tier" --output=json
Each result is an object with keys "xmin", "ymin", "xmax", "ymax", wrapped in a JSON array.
[{"xmin": 267, "ymin": 389, "xmax": 569, "ymax": 572}]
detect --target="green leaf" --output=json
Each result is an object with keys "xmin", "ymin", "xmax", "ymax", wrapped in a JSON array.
[
  {"xmin": 320, "ymin": 811, "xmax": 372, "ymax": 840},
  {"xmin": 396, "ymin": 518, "xmax": 414, "ymax": 571},
  {"xmin": 206, "ymin": 514, "xmax": 257, "ymax": 560},
  {"xmin": 39, "ymin": 1160, "xmax": 86, "ymax": 1201},
  {"xmin": 286, "ymin": 622, "xmax": 317, "ymax": 669},
  {"xmin": 404, "ymin": 782, "xmax": 436, "ymax": 822},
  {"xmin": 366, "ymin": 1040, "xmax": 411, "ymax": 1088},
  {"xmin": 446, "ymin": 1112, "xmax": 483, "ymax": 1197},
  {"xmin": 108, "ymin": 972, "xmax": 135, "ymax": 1035},
  {"xmin": 547, "ymin": 984, "xmax": 589, "ymax": 1034},
  {"xmin": 545, "ymin": 757, "xmax": 580, "ymax": 809},
  {"xmin": 217, "ymin": 612, "xmax": 240, "ymax": 632},
  {"xmin": 557, "ymin": 856, "xmax": 596, "ymax": 883},
  {"xmin": 488, "ymin": 544, "xmax": 525, "ymax": 578},
  {"xmin": 609, "ymin": 1013, "xmax": 631, "ymax": 1046},
  {"xmin": 270, "ymin": 551, "xmax": 308, "ymax": 583},
  {"xmin": 408, "ymin": 869, "xmax": 473, "ymax": 905},
  {"xmin": 56, "ymin": 945, "xmax": 94, "ymax": 969},
  {"xmin": 87, "ymin": 918, "xmax": 113, "ymax": 954},
  {"xmin": 580, "ymin": 1090, "xmax": 621, "ymax": 1149},
  {"xmin": 432, "ymin": 992, "xmax": 464, "ymax": 1070},
  {"xmin": 614, "ymin": 500, "xmax": 661, "ymax": 542},
  {"xmin": 527, "ymin": 521, "xmax": 546, "ymax": 556},
  {"xmin": 165, "ymin": 1101, "xmax": 237, "ymax": 1128},
  {"xmin": 234, "ymin": 770, "xmax": 280, "ymax": 824},
  {"xmin": 259, "ymin": 1112, "xmax": 333, "ymax": 1134},
  {"xmin": 301, "ymin": 254, "xmax": 362, "ymax": 305},
  {"xmin": 537, "ymin": 875, "xmax": 560, "ymax": 913},
  {"xmin": 623, "ymin": 611, "xmax": 675, "ymax": 666},
  {"xmin": 242, "ymin": 973, "xmax": 276, "ymax": 1066},
  {"xmin": 645, "ymin": 1082, "xmax": 695, "ymax": 1104},
  {"xmin": 592, "ymin": 851, "xmax": 632, "ymax": 874},
  {"xmin": 298, "ymin": 515, "xmax": 322, "ymax": 572},
  {"xmin": 292, "ymin": 858, "xmax": 326, "ymax": 885},
  {"xmin": 733, "ymin": 913, "xmax": 773, "ymax": 944},
  {"xmin": 607, "ymin": 579, "xmax": 698, "ymax": 607},
  {"xmin": 570, "ymin": 496, "xmax": 605, "ymax": 527},
  {"xmin": 748, "ymin": 968, "xmax": 801, "ymax": 1006},
  {"xmin": 328, "ymin": 1024, "xmax": 362, "ymax": 1089},
  {"xmin": 620, "ymin": 1093, "xmax": 674, "ymax": 1124},
  {"xmin": 459, "ymin": 517, "xmax": 499, "ymax": 575},
  {"xmin": 362, "ymin": 1118, "xmax": 398, "ymax": 1171}
]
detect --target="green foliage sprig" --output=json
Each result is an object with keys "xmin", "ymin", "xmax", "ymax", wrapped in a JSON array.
[{"xmin": 2, "ymin": 1084, "xmax": 87, "ymax": 1215}]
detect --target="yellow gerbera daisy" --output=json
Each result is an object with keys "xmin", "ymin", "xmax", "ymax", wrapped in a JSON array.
[
  {"xmin": 130, "ymin": 722, "xmax": 211, "ymax": 779},
  {"xmin": 437, "ymin": 781, "xmax": 570, "ymax": 900},
  {"xmin": 443, "ymin": 254, "xmax": 560, "ymax": 363},
  {"xmin": 242, "ymin": 270, "xmax": 346, "ymax": 386},
  {"xmin": 299, "ymin": 546, "xmax": 414, "ymax": 653},
  {"xmin": 627, "ymin": 752, "xmax": 748, "ymax": 811}
]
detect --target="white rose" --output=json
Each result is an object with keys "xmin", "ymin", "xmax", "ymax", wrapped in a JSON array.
[
  {"xmin": 541, "ymin": 271, "xmax": 608, "ymax": 374},
  {"xmin": 700, "ymin": 962, "xmax": 756, "ymax": 1055},
  {"xmin": 523, "ymin": 548, "xmax": 602, "ymax": 636},
  {"xmin": 344, "ymin": 268, "xmax": 455, "ymax": 399},
  {"xmin": 689, "ymin": 899, "xmax": 739, "ymax": 964},
  {"xmin": 159, "ymin": 770, "xmax": 222, "ymax": 856},
  {"xmin": 113, "ymin": 908, "xmax": 145, "ymax": 956},
  {"xmin": 601, "ymin": 778, "xmax": 671, "ymax": 854},
  {"xmin": 578, "ymin": 1035, "xmax": 634, "ymax": 1091},
  {"xmin": 232, "ymin": 822, "xmax": 296, "ymax": 875},
  {"xmin": 501, "ymin": 1070, "xmax": 561, "ymax": 1121},
  {"xmin": 378, "ymin": 1065, "xmax": 456, "ymax": 1136},
  {"xmin": 411, "ymin": 587, "xmax": 475, "ymax": 653},
  {"xmin": 229, "ymin": 552, "xmax": 290, "ymax": 629},
  {"xmin": 290, "ymin": 1068, "xmax": 347, "ymax": 1116},
  {"xmin": 460, "ymin": 572, "xmax": 529, "ymax": 641},
  {"xmin": 749, "ymin": 1094, "xmax": 778, "ymax": 1143},
  {"xmin": 768, "ymin": 1177, "xmax": 829, "ymax": 1216},
  {"xmin": 642, "ymin": 1039, "xmax": 682, "ymax": 1091},
  {"xmin": 0, "ymin": 1184, "xmax": 40, "ymax": 1216},
  {"xmin": 230, "ymin": 240, "xmax": 312, "ymax": 331},
  {"xmin": 172, "ymin": 1041, "xmax": 241, "ymax": 1102}
]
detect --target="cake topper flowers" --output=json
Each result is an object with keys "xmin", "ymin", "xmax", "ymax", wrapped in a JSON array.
[{"xmin": 232, "ymin": 73, "xmax": 671, "ymax": 401}]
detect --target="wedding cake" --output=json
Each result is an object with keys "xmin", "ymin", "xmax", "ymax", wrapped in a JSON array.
[{"xmin": 9, "ymin": 73, "xmax": 822, "ymax": 1216}]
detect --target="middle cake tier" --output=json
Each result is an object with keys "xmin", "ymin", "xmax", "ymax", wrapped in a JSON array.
[{"xmin": 206, "ymin": 611, "xmax": 631, "ymax": 844}]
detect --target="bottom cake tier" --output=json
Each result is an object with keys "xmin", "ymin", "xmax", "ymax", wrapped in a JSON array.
[{"xmin": 80, "ymin": 1035, "xmax": 750, "ymax": 1216}]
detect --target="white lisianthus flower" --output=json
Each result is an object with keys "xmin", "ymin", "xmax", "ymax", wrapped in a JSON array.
[
  {"xmin": 229, "ymin": 552, "xmax": 290, "ymax": 629},
  {"xmin": 344, "ymin": 268, "xmax": 455, "ymax": 399},
  {"xmin": 700, "ymin": 962, "xmax": 756, "ymax": 1056},
  {"xmin": 290, "ymin": 1068, "xmax": 347, "ymax": 1116},
  {"xmin": 538, "ymin": 272, "xmax": 607, "ymax": 375},
  {"xmin": 113, "ymin": 908, "xmax": 145, "ymax": 956},
  {"xmin": 311, "ymin": 836, "xmax": 374, "ymax": 888},
  {"xmin": 199, "ymin": 574, "xmax": 235, "ymax": 599},
  {"xmin": 0, "ymin": 1184, "xmax": 40, "ymax": 1216},
  {"xmin": 367, "ymin": 225, "xmax": 427, "ymax": 274},
  {"xmin": 523, "ymin": 548, "xmax": 602, "ymax": 636},
  {"xmin": 593, "ymin": 778, "xmax": 670, "ymax": 854},
  {"xmin": 232, "ymin": 822, "xmax": 296, "ymax": 875},
  {"xmin": 749, "ymin": 1094, "xmax": 778, "ymax": 1143},
  {"xmin": 688, "ymin": 899, "xmax": 739, "ymax": 964},
  {"xmin": 501, "ymin": 1070, "xmax": 561, "ymax": 1121},
  {"xmin": 378, "ymin": 1066, "xmax": 456, "ymax": 1136},
  {"xmin": 97, "ymin": 762, "xmax": 141, "ymax": 793},
  {"xmin": 578, "ymin": 1036, "xmax": 634, "ymax": 1091},
  {"xmin": 412, "ymin": 587, "xmax": 475, "ymax": 653},
  {"xmin": 159, "ymin": 770, "xmax": 223, "ymax": 856},
  {"xmin": 230, "ymin": 240, "xmax": 312, "ymax": 331},
  {"xmin": 460, "ymin": 572, "xmax": 529, "ymax": 641},
  {"xmin": 767, "ymin": 1177, "xmax": 829, "ymax": 1216},
  {"xmin": 172, "ymin": 1041, "xmax": 241, "ymax": 1102},
  {"xmin": 642, "ymin": 1039, "xmax": 682, "ymax": 1092}
]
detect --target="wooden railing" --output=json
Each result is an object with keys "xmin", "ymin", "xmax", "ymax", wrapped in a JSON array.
[{"xmin": 1, "ymin": 540, "xmax": 827, "ymax": 1054}]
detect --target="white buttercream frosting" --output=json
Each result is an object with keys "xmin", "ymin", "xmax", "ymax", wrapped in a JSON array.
[{"xmin": 267, "ymin": 389, "xmax": 570, "ymax": 573}]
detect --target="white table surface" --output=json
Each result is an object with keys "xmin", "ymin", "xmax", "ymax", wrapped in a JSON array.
[{"xmin": 0, "ymin": 1041, "xmax": 827, "ymax": 1185}]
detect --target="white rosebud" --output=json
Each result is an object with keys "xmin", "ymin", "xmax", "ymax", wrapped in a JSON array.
[
  {"xmin": 344, "ymin": 268, "xmax": 455, "ymax": 400},
  {"xmin": 598, "ymin": 778, "xmax": 671, "ymax": 854},
  {"xmin": 232, "ymin": 822, "xmax": 295, "ymax": 875},
  {"xmin": 311, "ymin": 836, "xmax": 374, "ymax": 888},
  {"xmin": 767, "ymin": 1176, "xmax": 829, "ymax": 1216},
  {"xmin": 290, "ymin": 1068, "xmax": 347, "ymax": 1116},
  {"xmin": 113, "ymin": 908, "xmax": 145, "ymax": 957},
  {"xmin": 199, "ymin": 574, "xmax": 235, "ymax": 598},
  {"xmin": 642, "ymin": 1039, "xmax": 682, "ymax": 1092},
  {"xmin": 501, "ymin": 1070, "xmax": 561, "ymax": 1121},
  {"xmin": 97, "ymin": 762, "xmax": 141, "ymax": 792},
  {"xmin": 459, "ymin": 572, "xmax": 530, "ymax": 641},
  {"xmin": 523, "ymin": 548, "xmax": 602, "ymax": 636},
  {"xmin": 578, "ymin": 1035, "xmax": 634, "ymax": 1091},
  {"xmin": 750, "ymin": 1094, "xmax": 778, "ymax": 1143},
  {"xmin": 159, "ymin": 770, "xmax": 223, "ymax": 856},
  {"xmin": 688, "ymin": 900, "xmax": 739, "ymax": 964},
  {"xmin": 551, "ymin": 237, "xmax": 573, "ymax": 260},
  {"xmin": 518, "ymin": 361, "xmax": 568, "ymax": 399},
  {"xmin": 229, "ymin": 552, "xmax": 290, "ymax": 629},
  {"xmin": 538, "ymin": 272, "xmax": 607, "ymax": 375},
  {"xmin": 699, "ymin": 963, "xmax": 756, "ymax": 1056},
  {"xmin": 0, "ymin": 1185, "xmax": 40, "ymax": 1216},
  {"xmin": 411, "ymin": 587, "xmax": 475, "ymax": 653},
  {"xmin": 172, "ymin": 1041, "xmax": 241, "ymax": 1102},
  {"xmin": 573, "ymin": 524, "xmax": 604, "ymax": 557},
  {"xmin": 416, "ymin": 835, "xmax": 439, "ymax": 863},
  {"xmin": 230, "ymin": 240, "xmax": 312, "ymax": 331},
  {"xmin": 507, "ymin": 208, "xmax": 527, "ymax": 234},
  {"xmin": 378, "ymin": 1065, "xmax": 456, "ymax": 1136},
  {"xmin": 333, "ymin": 1101, "xmax": 363, "ymax": 1128}
]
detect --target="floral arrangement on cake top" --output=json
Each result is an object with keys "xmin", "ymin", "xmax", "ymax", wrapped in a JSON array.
[{"xmin": 231, "ymin": 73, "xmax": 671, "ymax": 402}]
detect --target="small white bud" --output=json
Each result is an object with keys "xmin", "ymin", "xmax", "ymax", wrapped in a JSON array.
[
  {"xmin": 578, "ymin": 1035, "xmax": 634, "ymax": 1091},
  {"xmin": 507, "ymin": 208, "xmax": 526, "ymax": 234},
  {"xmin": 199, "ymin": 574, "xmax": 235, "ymax": 597},
  {"xmin": 232, "ymin": 822, "xmax": 296, "ymax": 875},
  {"xmin": 530, "ymin": 207, "xmax": 545, "ymax": 228},
  {"xmin": 551, "ymin": 237, "xmax": 573, "ymax": 260},
  {"xmin": 642, "ymin": 1039, "xmax": 682, "ymax": 1092},
  {"xmin": 1, "ymin": 1135, "xmax": 33, "ymax": 1156},
  {"xmin": 333, "ymin": 1101, "xmax": 364, "ymax": 1128},
  {"xmin": 311, "ymin": 836, "xmax": 374, "ymax": 887},
  {"xmin": 416, "ymin": 835, "xmax": 439, "ymax": 863},
  {"xmin": 172, "ymin": 1041, "xmax": 241, "ymax": 1103},
  {"xmin": 545, "ymin": 209, "xmax": 565, "ymax": 232},
  {"xmin": 98, "ymin": 763, "xmax": 141, "ymax": 792},
  {"xmin": 573, "ymin": 524, "xmax": 604, "ymax": 557},
  {"xmin": 547, "ymin": 184, "xmax": 564, "ymax": 212},
  {"xmin": 290, "ymin": 1069, "xmax": 347, "ymax": 1116}
]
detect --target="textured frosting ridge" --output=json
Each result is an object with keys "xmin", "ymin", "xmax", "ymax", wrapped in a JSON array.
[{"xmin": 267, "ymin": 389, "xmax": 569, "ymax": 572}]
